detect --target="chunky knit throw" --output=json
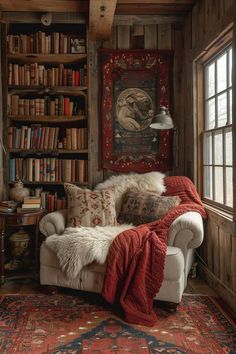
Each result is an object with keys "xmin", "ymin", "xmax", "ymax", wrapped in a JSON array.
[{"xmin": 102, "ymin": 176, "xmax": 207, "ymax": 326}]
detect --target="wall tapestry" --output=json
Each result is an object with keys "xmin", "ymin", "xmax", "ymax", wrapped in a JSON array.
[{"xmin": 99, "ymin": 49, "xmax": 173, "ymax": 172}]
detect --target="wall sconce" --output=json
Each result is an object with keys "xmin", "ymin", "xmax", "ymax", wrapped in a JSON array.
[
  {"xmin": 150, "ymin": 106, "xmax": 174, "ymax": 130},
  {"xmin": 150, "ymin": 106, "xmax": 179, "ymax": 168}
]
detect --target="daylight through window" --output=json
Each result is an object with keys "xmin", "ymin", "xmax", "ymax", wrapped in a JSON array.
[{"xmin": 203, "ymin": 45, "xmax": 233, "ymax": 209}]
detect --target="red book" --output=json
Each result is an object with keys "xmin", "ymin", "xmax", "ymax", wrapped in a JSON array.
[
  {"xmin": 39, "ymin": 127, "xmax": 46, "ymax": 149},
  {"xmin": 63, "ymin": 68, "xmax": 67, "ymax": 86},
  {"xmin": 71, "ymin": 159, "xmax": 75, "ymax": 182},
  {"xmin": 64, "ymin": 97, "xmax": 70, "ymax": 115}
]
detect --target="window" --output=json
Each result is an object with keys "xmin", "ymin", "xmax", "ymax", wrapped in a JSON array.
[{"xmin": 203, "ymin": 45, "xmax": 233, "ymax": 209}]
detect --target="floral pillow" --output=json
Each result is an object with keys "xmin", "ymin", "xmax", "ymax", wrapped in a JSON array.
[
  {"xmin": 118, "ymin": 191, "xmax": 181, "ymax": 225},
  {"xmin": 64, "ymin": 183, "xmax": 117, "ymax": 227}
]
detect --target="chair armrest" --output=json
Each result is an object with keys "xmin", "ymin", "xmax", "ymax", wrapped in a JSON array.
[
  {"xmin": 168, "ymin": 211, "xmax": 204, "ymax": 250},
  {"xmin": 39, "ymin": 209, "xmax": 68, "ymax": 237}
]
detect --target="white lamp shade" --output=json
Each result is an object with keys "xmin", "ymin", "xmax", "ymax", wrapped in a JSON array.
[{"xmin": 150, "ymin": 107, "xmax": 174, "ymax": 130}]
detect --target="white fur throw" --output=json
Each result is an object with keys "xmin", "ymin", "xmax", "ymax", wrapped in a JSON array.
[
  {"xmin": 45, "ymin": 224, "xmax": 134, "ymax": 279},
  {"xmin": 96, "ymin": 171, "xmax": 166, "ymax": 213},
  {"xmin": 45, "ymin": 172, "xmax": 165, "ymax": 279}
]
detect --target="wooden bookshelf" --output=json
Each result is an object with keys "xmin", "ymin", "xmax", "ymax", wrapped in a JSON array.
[
  {"xmin": 9, "ymin": 181, "xmax": 89, "ymax": 186},
  {"xmin": 8, "ymin": 115, "xmax": 86, "ymax": 122},
  {"xmin": 8, "ymin": 53, "xmax": 87, "ymax": 64},
  {"xmin": 8, "ymin": 86, "xmax": 87, "ymax": 93},
  {"xmin": 9, "ymin": 149, "xmax": 88, "ymax": 154},
  {"xmin": 5, "ymin": 22, "xmax": 89, "ymax": 212}
]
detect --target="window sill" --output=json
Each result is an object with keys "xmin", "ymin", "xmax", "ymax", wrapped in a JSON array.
[{"xmin": 203, "ymin": 203, "xmax": 235, "ymax": 235}]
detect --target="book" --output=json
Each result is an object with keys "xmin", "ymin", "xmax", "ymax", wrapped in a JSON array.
[
  {"xmin": 23, "ymin": 196, "xmax": 41, "ymax": 204},
  {"xmin": 0, "ymin": 207, "xmax": 15, "ymax": 213},
  {"xmin": 0, "ymin": 200, "xmax": 17, "ymax": 208},
  {"xmin": 16, "ymin": 207, "xmax": 42, "ymax": 213},
  {"xmin": 21, "ymin": 203, "xmax": 41, "ymax": 209}
]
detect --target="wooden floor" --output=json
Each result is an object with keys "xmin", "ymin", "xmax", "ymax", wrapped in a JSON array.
[{"xmin": 0, "ymin": 276, "xmax": 216, "ymax": 295}]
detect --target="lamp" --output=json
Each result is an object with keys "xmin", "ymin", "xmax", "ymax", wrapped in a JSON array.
[
  {"xmin": 150, "ymin": 106, "xmax": 179, "ymax": 168},
  {"xmin": 149, "ymin": 106, "xmax": 174, "ymax": 130}
]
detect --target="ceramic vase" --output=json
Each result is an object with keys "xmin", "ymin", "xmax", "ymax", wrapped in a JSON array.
[{"xmin": 9, "ymin": 180, "xmax": 30, "ymax": 202}]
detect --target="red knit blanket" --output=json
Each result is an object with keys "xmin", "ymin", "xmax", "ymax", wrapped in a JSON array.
[{"xmin": 102, "ymin": 176, "xmax": 207, "ymax": 326}]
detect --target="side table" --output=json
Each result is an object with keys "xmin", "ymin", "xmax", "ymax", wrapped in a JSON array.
[{"xmin": 0, "ymin": 209, "xmax": 45, "ymax": 285}]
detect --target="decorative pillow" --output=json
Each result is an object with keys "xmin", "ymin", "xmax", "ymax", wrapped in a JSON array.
[
  {"xmin": 118, "ymin": 191, "xmax": 181, "ymax": 225},
  {"xmin": 95, "ymin": 171, "xmax": 166, "ymax": 214},
  {"xmin": 64, "ymin": 183, "xmax": 117, "ymax": 227}
]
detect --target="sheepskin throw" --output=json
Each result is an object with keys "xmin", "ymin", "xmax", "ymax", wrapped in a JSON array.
[
  {"xmin": 96, "ymin": 171, "xmax": 166, "ymax": 213},
  {"xmin": 46, "ymin": 172, "xmax": 165, "ymax": 280},
  {"xmin": 45, "ymin": 224, "xmax": 134, "ymax": 279}
]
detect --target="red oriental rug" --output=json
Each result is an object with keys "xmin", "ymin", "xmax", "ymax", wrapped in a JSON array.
[{"xmin": 0, "ymin": 293, "xmax": 235, "ymax": 353}]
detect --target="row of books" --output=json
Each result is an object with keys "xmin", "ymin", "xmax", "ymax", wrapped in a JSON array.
[
  {"xmin": 8, "ymin": 126, "xmax": 88, "ymax": 151},
  {"xmin": 7, "ymin": 32, "xmax": 86, "ymax": 54},
  {"xmin": 0, "ymin": 196, "xmax": 66, "ymax": 214},
  {"xmin": 20, "ymin": 196, "xmax": 41, "ymax": 210},
  {"xmin": 9, "ymin": 158, "xmax": 88, "ymax": 183},
  {"xmin": 40, "ymin": 192, "xmax": 66, "ymax": 213},
  {"xmin": 9, "ymin": 95, "xmax": 84, "ymax": 116},
  {"xmin": 22, "ymin": 191, "xmax": 66, "ymax": 213},
  {"xmin": 8, "ymin": 63, "xmax": 87, "ymax": 87},
  {"xmin": 0, "ymin": 200, "xmax": 17, "ymax": 213}
]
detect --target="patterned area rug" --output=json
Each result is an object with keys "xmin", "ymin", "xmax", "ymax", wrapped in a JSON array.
[{"xmin": 0, "ymin": 293, "xmax": 235, "ymax": 353}]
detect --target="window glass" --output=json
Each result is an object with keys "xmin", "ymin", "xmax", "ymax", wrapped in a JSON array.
[
  {"xmin": 226, "ymin": 167, "xmax": 233, "ymax": 207},
  {"xmin": 225, "ymin": 128, "xmax": 232, "ymax": 165},
  {"xmin": 204, "ymin": 166, "xmax": 213, "ymax": 199},
  {"xmin": 214, "ymin": 131, "xmax": 223, "ymax": 165},
  {"xmin": 217, "ymin": 93, "xmax": 227, "ymax": 127},
  {"xmin": 229, "ymin": 89, "xmax": 232, "ymax": 124},
  {"xmin": 206, "ymin": 98, "xmax": 215, "ymax": 129},
  {"xmin": 229, "ymin": 48, "xmax": 232, "ymax": 87},
  {"xmin": 217, "ymin": 53, "xmax": 227, "ymax": 93},
  {"xmin": 204, "ymin": 132, "xmax": 212, "ymax": 165},
  {"xmin": 206, "ymin": 63, "xmax": 215, "ymax": 98},
  {"xmin": 203, "ymin": 45, "xmax": 232, "ymax": 210},
  {"xmin": 214, "ymin": 167, "xmax": 224, "ymax": 203}
]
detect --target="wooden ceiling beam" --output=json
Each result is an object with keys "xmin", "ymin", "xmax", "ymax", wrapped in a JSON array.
[
  {"xmin": 117, "ymin": 0, "xmax": 194, "ymax": 3},
  {"xmin": 0, "ymin": 0, "xmax": 88, "ymax": 12},
  {"xmin": 116, "ymin": 4, "xmax": 193, "ymax": 15},
  {"xmin": 89, "ymin": 0, "xmax": 117, "ymax": 41}
]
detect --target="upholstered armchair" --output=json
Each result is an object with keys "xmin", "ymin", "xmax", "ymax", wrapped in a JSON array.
[{"xmin": 39, "ymin": 173, "xmax": 205, "ymax": 304}]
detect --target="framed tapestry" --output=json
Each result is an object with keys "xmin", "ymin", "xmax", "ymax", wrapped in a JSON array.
[{"xmin": 99, "ymin": 49, "xmax": 173, "ymax": 173}]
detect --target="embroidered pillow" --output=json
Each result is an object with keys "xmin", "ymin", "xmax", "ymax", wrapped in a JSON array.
[
  {"xmin": 64, "ymin": 183, "xmax": 117, "ymax": 227},
  {"xmin": 118, "ymin": 191, "xmax": 181, "ymax": 225}
]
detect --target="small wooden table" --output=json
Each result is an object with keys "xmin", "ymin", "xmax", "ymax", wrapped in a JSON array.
[{"xmin": 0, "ymin": 209, "xmax": 45, "ymax": 285}]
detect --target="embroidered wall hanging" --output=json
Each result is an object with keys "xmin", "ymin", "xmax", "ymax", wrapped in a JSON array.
[{"xmin": 99, "ymin": 49, "xmax": 173, "ymax": 172}]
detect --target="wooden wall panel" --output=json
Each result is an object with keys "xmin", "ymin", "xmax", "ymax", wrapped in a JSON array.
[
  {"xmin": 184, "ymin": 0, "xmax": 236, "ymax": 312},
  {"xmin": 117, "ymin": 25, "xmax": 130, "ymax": 49},
  {"xmin": 198, "ymin": 212, "xmax": 236, "ymax": 311},
  {"xmin": 144, "ymin": 25, "xmax": 158, "ymax": 49},
  {"xmin": 88, "ymin": 40, "xmax": 104, "ymax": 187},
  {"xmin": 0, "ymin": 25, "xmax": 3, "ymax": 201},
  {"xmin": 232, "ymin": 237, "xmax": 236, "ymax": 292},
  {"xmin": 158, "ymin": 23, "xmax": 171, "ymax": 49},
  {"xmin": 171, "ymin": 24, "xmax": 184, "ymax": 173}
]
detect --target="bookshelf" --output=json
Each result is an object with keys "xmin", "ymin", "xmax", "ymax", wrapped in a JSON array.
[{"xmin": 3, "ymin": 23, "xmax": 89, "ymax": 212}]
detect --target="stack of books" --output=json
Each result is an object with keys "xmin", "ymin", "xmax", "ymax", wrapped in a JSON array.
[
  {"xmin": 0, "ymin": 200, "xmax": 17, "ymax": 213},
  {"xmin": 17, "ymin": 196, "xmax": 41, "ymax": 213}
]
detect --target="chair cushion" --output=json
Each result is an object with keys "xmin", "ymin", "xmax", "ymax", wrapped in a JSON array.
[
  {"xmin": 40, "ymin": 243, "xmax": 184, "ymax": 281},
  {"xmin": 64, "ymin": 183, "xmax": 117, "ymax": 227},
  {"xmin": 118, "ymin": 191, "xmax": 181, "ymax": 225}
]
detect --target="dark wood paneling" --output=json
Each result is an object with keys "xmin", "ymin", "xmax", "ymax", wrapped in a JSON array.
[{"xmin": 184, "ymin": 0, "xmax": 236, "ymax": 313}]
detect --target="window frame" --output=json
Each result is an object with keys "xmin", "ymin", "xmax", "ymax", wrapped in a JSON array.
[
  {"xmin": 195, "ymin": 28, "xmax": 235, "ymax": 219},
  {"xmin": 203, "ymin": 45, "xmax": 233, "ymax": 211}
]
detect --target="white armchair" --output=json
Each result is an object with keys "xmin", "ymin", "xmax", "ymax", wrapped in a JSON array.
[{"xmin": 39, "ymin": 173, "xmax": 204, "ymax": 304}]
